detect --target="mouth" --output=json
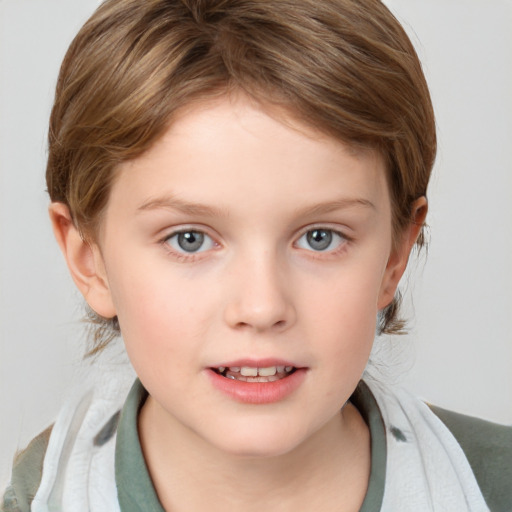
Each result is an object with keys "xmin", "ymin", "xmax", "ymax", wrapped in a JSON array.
[
  {"xmin": 207, "ymin": 361, "xmax": 306, "ymax": 403},
  {"xmin": 212, "ymin": 365, "xmax": 297, "ymax": 383}
]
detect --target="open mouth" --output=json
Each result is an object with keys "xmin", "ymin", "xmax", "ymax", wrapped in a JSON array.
[{"xmin": 212, "ymin": 365, "xmax": 296, "ymax": 383}]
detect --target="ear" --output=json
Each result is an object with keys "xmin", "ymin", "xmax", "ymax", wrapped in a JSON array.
[
  {"xmin": 377, "ymin": 197, "xmax": 428, "ymax": 309},
  {"xmin": 49, "ymin": 202, "xmax": 117, "ymax": 319}
]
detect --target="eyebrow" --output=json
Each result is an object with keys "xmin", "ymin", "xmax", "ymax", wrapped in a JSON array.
[
  {"xmin": 137, "ymin": 195, "xmax": 375, "ymax": 218},
  {"xmin": 294, "ymin": 198, "xmax": 376, "ymax": 217},
  {"xmin": 137, "ymin": 195, "xmax": 228, "ymax": 217}
]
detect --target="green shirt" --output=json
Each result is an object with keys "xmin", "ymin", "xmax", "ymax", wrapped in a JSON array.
[{"xmin": 3, "ymin": 380, "xmax": 512, "ymax": 511}]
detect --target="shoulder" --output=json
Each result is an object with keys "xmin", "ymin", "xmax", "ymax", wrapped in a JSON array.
[
  {"xmin": 1, "ymin": 426, "xmax": 52, "ymax": 512},
  {"xmin": 430, "ymin": 405, "xmax": 512, "ymax": 512}
]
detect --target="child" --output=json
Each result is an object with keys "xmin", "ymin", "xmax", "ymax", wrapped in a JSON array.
[{"xmin": 2, "ymin": 0, "xmax": 511, "ymax": 511}]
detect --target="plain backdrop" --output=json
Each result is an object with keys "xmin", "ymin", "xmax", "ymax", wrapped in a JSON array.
[{"xmin": 1, "ymin": 0, "xmax": 511, "ymax": 486}]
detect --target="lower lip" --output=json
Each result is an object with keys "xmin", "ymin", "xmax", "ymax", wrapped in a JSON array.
[{"xmin": 207, "ymin": 368, "xmax": 307, "ymax": 404}]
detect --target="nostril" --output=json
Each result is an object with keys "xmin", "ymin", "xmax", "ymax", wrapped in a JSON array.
[{"xmin": 233, "ymin": 319, "xmax": 286, "ymax": 331}]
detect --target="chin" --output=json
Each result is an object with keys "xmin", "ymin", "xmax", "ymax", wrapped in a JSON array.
[
  {"xmin": 206, "ymin": 421, "xmax": 309, "ymax": 459},
  {"xmin": 218, "ymin": 438, "xmax": 299, "ymax": 459}
]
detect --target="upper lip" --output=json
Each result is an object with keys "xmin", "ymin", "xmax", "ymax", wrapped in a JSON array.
[{"xmin": 209, "ymin": 358, "xmax": 303, "ymax": 369}]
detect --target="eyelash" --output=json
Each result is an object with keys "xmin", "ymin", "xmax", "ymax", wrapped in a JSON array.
[{"xmin": 159, "ymin": 226, "xmax": 351, "ymax": 261}]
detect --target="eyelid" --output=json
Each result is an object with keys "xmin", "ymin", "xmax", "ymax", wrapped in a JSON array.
[
  {"xmin": 294, "ymin": 223, "xmax": 352, "ymax": 241},
  {"xmin": 159, "ymin": 224, "xmax": 218, "ymax": 242}
]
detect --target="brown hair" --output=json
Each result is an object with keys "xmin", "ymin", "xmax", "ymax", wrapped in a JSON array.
[{"xmin": 46, "ymin": 0, "xmax": 436, "ymax": 352}]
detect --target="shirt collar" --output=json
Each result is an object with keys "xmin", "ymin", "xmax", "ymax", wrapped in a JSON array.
[{"xmin": 115, "ymin": 379, "xmax": 386, "ymax": 511}]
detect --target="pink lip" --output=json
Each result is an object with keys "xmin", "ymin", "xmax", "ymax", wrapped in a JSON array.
[{"xmin": 206, "ymin": 359, "xmax": 307, "ymax": 404}]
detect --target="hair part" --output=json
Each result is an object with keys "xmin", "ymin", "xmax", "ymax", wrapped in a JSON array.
[{"xmin": 47, "ymin": 0, "xmax": 436, "ymax": 351}]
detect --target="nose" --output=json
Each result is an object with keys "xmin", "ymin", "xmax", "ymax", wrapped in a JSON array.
[{"xmin": 223, "ymin": 253, "xmax": 296, "ymax": 333}]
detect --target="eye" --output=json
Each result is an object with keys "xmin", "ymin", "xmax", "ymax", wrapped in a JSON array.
[
  {"xmin": 165, "ymin": 230, "xmax": 215, "ymax": 254},
  {"xmin": 296, "ymin": 228, "xmax": 345, "ymax": 252}
]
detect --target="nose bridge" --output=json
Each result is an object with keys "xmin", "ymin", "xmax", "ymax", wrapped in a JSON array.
[{"xmin": 223, "ymin": 245, "xmax": 295, "ymax": 332}]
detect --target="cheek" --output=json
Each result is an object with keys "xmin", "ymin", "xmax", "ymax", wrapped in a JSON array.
[
  {"xmin": 297, "ymin": 261, "xmax": 384, "ymax": 374},
  {"xmin": 300, "ymin": 261, "xmax": 384, "ymax": 331},
  {"xmin": 106, "ymin": 262, "xmax": 217, "ymax": 375}
]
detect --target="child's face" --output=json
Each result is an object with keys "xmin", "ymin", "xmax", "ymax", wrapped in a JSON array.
[{"xmin": 88, "ymin": 95, "xmax": 407, "ymax": 457}]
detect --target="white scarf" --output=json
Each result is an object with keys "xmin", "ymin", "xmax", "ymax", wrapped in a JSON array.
[
  {"xmin": 31, "ymin": 348, "xmax": 133, "ymax": 512},
  {"xmin": 31, "ymin": 368, "xmax": 489, "ymax": 512},
  {"xmin": 364, "ymin": 378, "xmax": 489, "ymax": 511}
]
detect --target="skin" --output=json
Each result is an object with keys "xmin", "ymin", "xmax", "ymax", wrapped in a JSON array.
[{"xmin": 51, "ymin": 94, "xmax": 426, "ymax": 511}]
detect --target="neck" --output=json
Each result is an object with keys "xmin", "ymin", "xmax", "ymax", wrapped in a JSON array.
[{"xmin": 139, "ymin": 398, "xmax": 371, "ymax": 512}]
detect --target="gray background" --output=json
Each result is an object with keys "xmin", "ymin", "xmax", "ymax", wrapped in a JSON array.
[{"xmin": 1, "ymin": 0, "xmax": 511, "ymax": 485}]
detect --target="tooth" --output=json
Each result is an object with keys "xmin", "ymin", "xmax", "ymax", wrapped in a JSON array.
[
  {"xmin": 227, "ymin": 374, "xmax": 236, "ymax": 380},
  {"xmin": 229, "ymin": 367, "xmax": 241, "ymax": 372},
  {"xmin": 258, "ymin": 366, "xmax": 277, "ymax": 377},
  {"xmin": 252, "ymin": 375, "xmax": 281, "ymax": 382},
  {"xmin": 240, "ymin": 367, "xmax": 258, "ymax": 377},
  {"xmin": 218, "ymin": 367, "xmax": 225, "ymax": 373},
  {"xmin": 285, "ymin": 366, "xmax": 293, "ymax": 372},
  {"xmin": 277, "ymin": 366, "xmax": 285, "ymax": 373}
]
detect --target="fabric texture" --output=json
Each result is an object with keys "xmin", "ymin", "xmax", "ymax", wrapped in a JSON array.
[
  {"xmin": 115, "ymin": 382, "xmax": 164, "ymax": 512},
  {"xmin": 1, "ymin": 427, "xmax": 52, "ymax": 512},
  {"xmin": 366, "ymin": 378, "xmax": 489, "ymax": 511},
  {"xmin": 429, "ymin": 404, "xmax": 512, "ymax": 511},
  {"xmin": 1, "ymin": 347, "xmax": 136, "ymax": 512},
  {"xmin": 3, "ymin": 373, "xmax": 511, "ymax": 512}
]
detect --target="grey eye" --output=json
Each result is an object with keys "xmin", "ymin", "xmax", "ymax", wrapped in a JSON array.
[
  {"xmin": 307, "ymin": 229, "xmax": 332, "ymax": 251},
  {"xmin": 296, "ymin": 229, "xmax": 345, "ymax": 252},
  {"xmin": 166, "ymin": 231, "xmax": 214, "ymax": 253},
  {"xmin": 177, "ymin": 231, "xmax": 204, "ymax": 252}
]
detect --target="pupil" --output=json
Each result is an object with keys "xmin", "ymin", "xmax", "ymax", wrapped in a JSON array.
[
  {"xmin": 178, "ymin": 231, "xmax": 204, "ymax": 252},
  {"xmin": 307, "ymin": 229, "xmax": 332, "ymax": 251}
]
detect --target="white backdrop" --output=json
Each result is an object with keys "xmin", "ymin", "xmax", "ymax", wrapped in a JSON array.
[{"xmin": 1, "ymin": 0, "xmax": 511, "ymax": 486}]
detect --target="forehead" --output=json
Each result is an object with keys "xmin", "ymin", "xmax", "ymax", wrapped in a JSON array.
[{"xmin": 105, "ymin": 95, "xmax": 390, "ymax": 228}]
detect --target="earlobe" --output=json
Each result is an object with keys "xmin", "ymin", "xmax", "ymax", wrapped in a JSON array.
[
  {"xmin": 378, "ymin": 197, "xmax": 428, "ymax": 309},
  {"xmin": 49, "ymin": 202, "xmax": 117, "ymax": 319}
]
